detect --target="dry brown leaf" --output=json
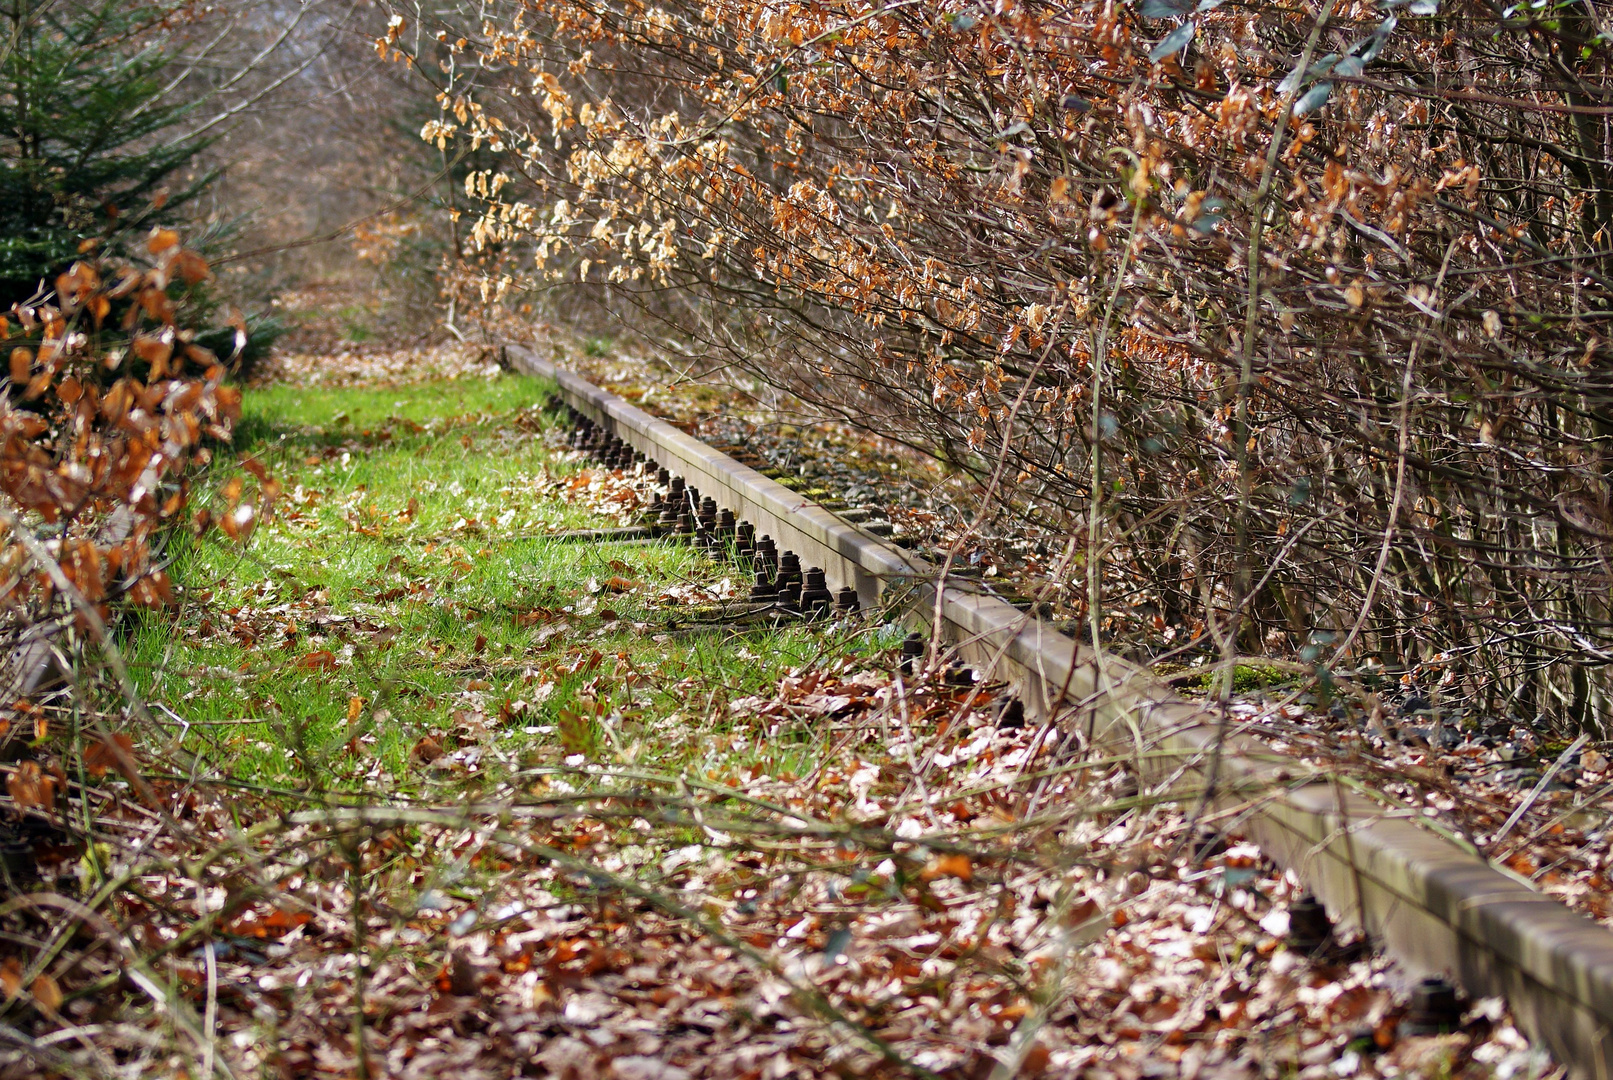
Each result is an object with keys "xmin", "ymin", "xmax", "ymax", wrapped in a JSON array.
[
  {"xmin": 920, "ymin": 853, "xmax": 973, "ymax": 883},
  {"xmin": 29, "ymin": 974, "xmax": 60, "ymax": 1012},
  {"xmin": 84, "ymin": 733, "xmax": 137, "ymax": 779},
  {"xmin": 146, "ymin": 228, "xmax": 180, "ymax": 255},
  {"xmin": 296, "ymin": 650, "xmax": 338, "ymax": 672},
  {"xmin": 6, "ymin": 762, "xmax": 56, "ymax": 809},
  {"xmin": 223, "ymin": 905, "xmax": 312, "ymax": 939},
  {"xmin": 172, "ymin": 249, "xmax": 210, "ymax": 285},
  {"xmin": 0, "ymin": 958, "xmax": 20, "ymax": 1002}
]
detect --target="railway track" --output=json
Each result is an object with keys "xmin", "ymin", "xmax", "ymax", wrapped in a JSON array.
[{"xmin": 509, "ymin": 343, "xmax": 1613, "ymax": 1079}]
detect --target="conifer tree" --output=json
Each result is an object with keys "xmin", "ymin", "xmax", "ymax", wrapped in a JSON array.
[{"xmin": 0, "ymin": 0, "xmax": 207, "ymax": 303}]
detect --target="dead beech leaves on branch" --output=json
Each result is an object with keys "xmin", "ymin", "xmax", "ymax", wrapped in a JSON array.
[
  {"xmin": 0, "ymin": 227, "xmax": 275, "ymax": 744},
  {"xmin": 402, "ymin": 0, "xmax": 1613, "ymax": 732}
]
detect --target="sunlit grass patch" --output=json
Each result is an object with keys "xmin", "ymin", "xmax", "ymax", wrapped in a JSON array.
[
  {"xmin": 244, "ymin": 372, "xmax": 547, "ymax": 434},
  {"xmin": 128, "ymin": 372, "xmax": 846, "ymax": 791}
]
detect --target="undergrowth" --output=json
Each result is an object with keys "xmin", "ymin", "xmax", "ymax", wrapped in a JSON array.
[{"xmin": 0, "ymin": 363, "xmax": 1551, "ymax": 1080}]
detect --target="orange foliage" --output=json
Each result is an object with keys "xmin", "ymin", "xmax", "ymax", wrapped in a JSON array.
[
  {"xmin": 0, "ymin": 228, "xmax": 269, "ymax": 634},
  {"xmin": 400, "ymin": 0, "xmax": 1613, "ymax": 726}
]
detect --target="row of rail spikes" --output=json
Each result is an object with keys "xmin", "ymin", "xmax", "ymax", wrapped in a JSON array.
[
  {"xmin": 554, "ymin": 404, "xmax": 860, "ymax": 620},
  {"xmin": 543, "ymin": 400, "xmax": 1043, "ymax": 728}
]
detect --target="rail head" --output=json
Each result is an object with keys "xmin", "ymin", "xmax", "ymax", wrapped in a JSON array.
[{"xmin": 508, "ymin": 343, "xmax": 1613, "ymax": 1078}]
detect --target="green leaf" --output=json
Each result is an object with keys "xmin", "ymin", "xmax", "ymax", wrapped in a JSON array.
[
  {"xmin": 1279, "ymin": 54, "xmax": 1337, "ymax": 94},
  {"xmin": 1293, "ymin": 81, "xmax": 1333, "ymax": 115},
  {"xmin": 1190, "ymin": 197, "xmax": 1230, "ymax": 233},
  {"xmin": 1149, "ymin": 21, "xmax": 1196, "ymax": 61}
]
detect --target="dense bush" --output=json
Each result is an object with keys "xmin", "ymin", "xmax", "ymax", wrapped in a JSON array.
[{"xmin": 396, "ymin": 0, "xmax": 1613, "ymax": 732}]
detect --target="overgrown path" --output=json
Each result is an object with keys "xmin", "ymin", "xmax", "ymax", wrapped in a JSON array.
[
  {"xmin": 45, "ymin": 365, "xmax": 1545, "ymax": 1079},
  {"xmin": 131, "ymin": 370, "xmax": 830, "ymax": 787}
]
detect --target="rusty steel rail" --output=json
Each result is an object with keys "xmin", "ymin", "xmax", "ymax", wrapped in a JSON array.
[{"xmin": 508, "ymin": 344, "xmax": 1613, "ymax": 1078}]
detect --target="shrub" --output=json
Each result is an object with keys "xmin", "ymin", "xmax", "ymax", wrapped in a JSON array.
[{"xmin": 395, "ymin": 0, "xmax": 1613, "ymax": 732}]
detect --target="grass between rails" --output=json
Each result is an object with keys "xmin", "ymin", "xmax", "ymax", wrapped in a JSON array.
[{"xmin": 127, "ymin": 373, "xmax": 845, "ymax": 789}]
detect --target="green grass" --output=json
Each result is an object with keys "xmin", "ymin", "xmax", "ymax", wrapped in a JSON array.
[
  {"xmin": 241, "ymin": 375, "xmax": 548, "ymax": 436},
  {"xmin": 1178, "ymin": 661, "xmax": 1297, "ymax": 695},
  {"xmin": 127, "ymin": 372, "xmax": 847, "ymax": 792}
]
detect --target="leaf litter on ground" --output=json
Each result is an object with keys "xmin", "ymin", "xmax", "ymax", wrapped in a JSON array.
[
  {"xmin": 539, "ymin": 338, "xmax": 1613, "ymax": 953},
  {"xmin": 0, "ymin": 359, "xmax": 1561, "ymax": 1079}
]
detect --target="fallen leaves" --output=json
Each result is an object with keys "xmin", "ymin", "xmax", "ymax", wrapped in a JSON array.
[
  {"xmin": 919, "ymin": 852, "xmax": 973, "ymax": 883},
  {"xmin": 5, "ymin": 761, "xmax": 59, "ymax": 809},
  {"xmin": 0, "ymin": 350, "xmax": 1552, "ymax": 1080},
  {"xmin": 250, "ymin": 335, "xmax": 500, "ymax": 389},
  {"xmin": 1246, "ymin": 696, "xmax": 1613, "ymax": 932},
  {"xmin": 295, "ymin": 649, "xmax": 339, "ymax": 672},
  {"xmin": 2, "ymin": 581, "xmax": 1553, "ymax": 1080},
  {"xmin": 512, "ymin": 607, "xmax": 557, "ymax": 627},
  {"xmin": 83, "ymin": 733, "xmax": 138, "ymax": 781}
]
